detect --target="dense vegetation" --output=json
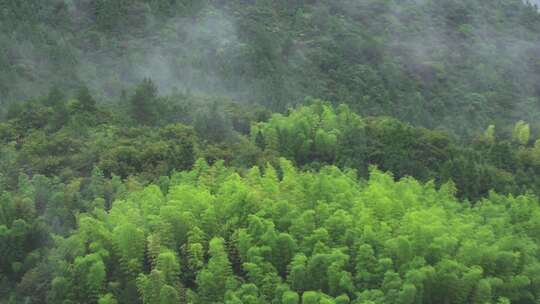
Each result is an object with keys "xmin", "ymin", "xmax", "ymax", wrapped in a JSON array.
[
  {"xmin": 22, "ymin": 161, "xmax": 540, "ymax": 304},
  {"xmin": 2, "ymin": 85, "xmax": 540, "ymax": 303},
  {"xmin": 3, "ymin": 0, "xmax": 540, "ymax": 303},
  {"xmin": 2, "ymin": 0, "xmax": 540, "ymax": 134}
]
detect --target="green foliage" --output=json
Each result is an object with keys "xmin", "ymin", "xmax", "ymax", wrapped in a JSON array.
[
  {"xmin": 513, "ymin": 121, "xmax": 531, "ymax": 146},
  {"xmin": 253, "ymin": 100, "xmax": 366, "ymax": 170},
  {"xmin": 113, "ymin": 223, "xmax": 146, "ymax": 277},
  {"xmin": 3, "ymin": 2, "xmax": 540, "ymax": 302},
  {"xmin": 26, "ymin": 159, "xmax": 540, "ymax": 303},
  {"xmin": 484, "ymin": 125, "xmax": 496, "ymax": 144},
  {"xmin": 97, "ymin": 124, "xmax": 197, "ymax": 179},
  {"xmin": 5, "ymin": 88, "xmax": 540, "ymax": 303},
  {"xmin": 98, "ymin": 293, "xmax": 118, "ymax": 304},
  {"xmin": 130, "ymin": 78, "xmax": 159, "ymax": 126},
  {"xmin": 2, "ymin": 0, "xmax": 540, "ymax": 136},
  {"xmin": 253, "ymin": 102, "xmax": 540, "ymax": 203},
  {"xmin": 75, "ymin": 86, "xmax": 98, "ymax": 114}
]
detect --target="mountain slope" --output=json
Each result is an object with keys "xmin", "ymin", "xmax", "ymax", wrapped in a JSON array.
[{"xmin": 1, "ymin": 0, "xmax": 540, "ymax": 135}]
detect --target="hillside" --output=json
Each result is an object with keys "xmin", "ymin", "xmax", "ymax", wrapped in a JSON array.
[
  {"xmin": 2, "ymin": 0, "xmax": 540, "ymax": 134},
  {"xmin": 2, "ymin": 1, "xmax": 540, "ymax": 304}
]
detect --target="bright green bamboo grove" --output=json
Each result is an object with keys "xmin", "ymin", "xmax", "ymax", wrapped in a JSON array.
[{"xmin": 39, "ymin": 160, "xmax": 540, "ymax": 303}]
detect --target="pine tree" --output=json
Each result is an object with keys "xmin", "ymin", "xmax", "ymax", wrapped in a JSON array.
[{"xmin": 130, "ymin": 78, "xmax": 158, "ymax": 125}]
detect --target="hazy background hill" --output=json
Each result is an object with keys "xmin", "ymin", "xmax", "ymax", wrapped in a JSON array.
[{"xmin": 1, "ymin": 0, "xmax": 540, "ymax": 135}]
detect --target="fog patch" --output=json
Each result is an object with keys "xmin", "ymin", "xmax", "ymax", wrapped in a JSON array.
[{"xmin": 75, "ymin": 8, "xmax": 243, "ymax": 99}]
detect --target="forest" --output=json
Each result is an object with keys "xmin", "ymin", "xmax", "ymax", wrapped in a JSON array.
[{"xmin": 2, "ymin": 0, "xmax": 540, "ymax": 303}]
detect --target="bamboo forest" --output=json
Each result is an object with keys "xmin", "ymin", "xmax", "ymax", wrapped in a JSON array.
[{"xmin": 2, "ymin": 1, "xmax": 540, "ymax": 303}]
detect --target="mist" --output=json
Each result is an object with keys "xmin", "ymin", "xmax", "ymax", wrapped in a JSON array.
[
  {"xmin": 527, "ymin": 0, "xmax": 540, "ymax": 8},
  {"xmin": 0, "ymin": 2, "xmax": 250, "ymax": 105},
  {"xmin": 76, "ymin": 8, "xmax": 245, "ymax": 98},
  {"xmin": 379, "ymin": 0, "xmax": 540, "ymax": 131},
  {"xmin": 2, "ymin": 0, "xmax": 540, "ymax": 135}
]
